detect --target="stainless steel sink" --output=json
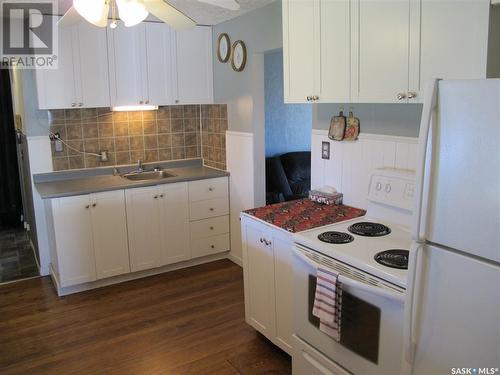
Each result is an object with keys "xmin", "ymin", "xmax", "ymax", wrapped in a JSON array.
[{"xmin": 121, "ymin": 170, "xmax": 176, "ymax": 181}]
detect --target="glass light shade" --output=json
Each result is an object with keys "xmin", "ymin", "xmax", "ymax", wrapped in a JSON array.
[
  {"xmin": 73, "ymin": 0, "xmax": 109, "ymax": 27},
  {"xmin": 116, "ymin": 0, "xmax": 149, "ymax": 27}
]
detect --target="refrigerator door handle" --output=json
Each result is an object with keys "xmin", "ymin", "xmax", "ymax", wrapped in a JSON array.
[
  {"xmin": 413, "ymin": 78, "xmax": 440, "ymax": 242},
  {"xmin": 403, "ymin": 242, "xmax": 424, "ymax": 373}
]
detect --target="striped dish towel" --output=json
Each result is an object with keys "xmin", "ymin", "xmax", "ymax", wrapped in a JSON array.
[{"xmin": 312, "ymin": 267, "xmax": 343, "ymax": 342}]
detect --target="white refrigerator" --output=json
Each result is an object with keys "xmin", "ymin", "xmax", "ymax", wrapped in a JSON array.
[{"xmin": 403, "ymin": 79, "xmax": 500, "ymax": 375}]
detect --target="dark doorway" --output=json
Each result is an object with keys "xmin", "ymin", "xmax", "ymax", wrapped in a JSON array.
[{"xmin": 0, "ymin": 69, "xmax": 22, "ymax": 229}]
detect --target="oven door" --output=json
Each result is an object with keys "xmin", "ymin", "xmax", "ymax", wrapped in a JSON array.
[{"xmin": 293, "ymin": 245, "xmax": 405, "ymax": 375}]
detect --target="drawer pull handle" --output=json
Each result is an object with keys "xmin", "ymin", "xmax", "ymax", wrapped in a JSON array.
[{"xmin": 210, "ymin": 226, "xmax": 214, "ymax": 230}]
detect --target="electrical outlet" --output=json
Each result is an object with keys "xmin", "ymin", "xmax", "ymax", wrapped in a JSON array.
[
  {"xmin": 100, "ymin": 151, "xmax": 108, "ymax": 162},
  {"xmin": 322, "ymin": 141, "xmax": 330, "ymax": 159},
  {"xmin": 54, "ymin": 139, "xmax": 63, "ymax": 152}
]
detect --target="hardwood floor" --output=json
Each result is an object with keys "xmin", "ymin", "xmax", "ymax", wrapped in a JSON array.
[{"xmin": 0, "ymin": 260, "xmax": 291, "ymax": 375}]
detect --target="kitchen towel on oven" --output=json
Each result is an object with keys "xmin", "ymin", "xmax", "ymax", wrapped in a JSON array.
[{"xmin": 312, "ymin": 267, "xmax": 343, "ymax": 342}]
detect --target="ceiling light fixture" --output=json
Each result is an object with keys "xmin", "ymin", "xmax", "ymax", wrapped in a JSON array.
[{"xmin": 116, "ymin": 0, "xmax": 148, "ymax": 27}]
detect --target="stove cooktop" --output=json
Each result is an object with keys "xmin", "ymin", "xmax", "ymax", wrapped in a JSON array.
[
  {"xmin": 348, "ymin": 222, "xmax": 391, "ymax": 237},
  {"xmin": 374, "ymin": 249, "xmax": 409, "ymax": 269},
  {"xmin": 317, "ymin": 231, "xmax": 354, "ymax": 244},
  {"xmin": 293, "ymin": 216, "xmax": 412, "ymax": 288}
]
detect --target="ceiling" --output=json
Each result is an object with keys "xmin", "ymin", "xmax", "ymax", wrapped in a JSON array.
[{"xmin": 56, "ymin": 0, "xmax": 276, "ymax": 25}]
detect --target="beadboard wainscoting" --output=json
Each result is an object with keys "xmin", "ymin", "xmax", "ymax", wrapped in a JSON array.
[
  {"xmin": 226, "ymin": 131, "xmax": 255, "ymax": 265},
  {"xmin": 311, "ymin": 130, "xmax": 418, "ymax": 209}
]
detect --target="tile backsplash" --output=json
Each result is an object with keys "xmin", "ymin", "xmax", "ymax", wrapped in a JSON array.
[{"xmin": 49, "ymin": 104, "xmax": 227, "ymax": 171}]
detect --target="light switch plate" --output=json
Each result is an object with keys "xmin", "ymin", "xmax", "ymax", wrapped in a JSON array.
[{"xmin": 321, "ymin": 142, "xmax": 330, "ymax": 159}]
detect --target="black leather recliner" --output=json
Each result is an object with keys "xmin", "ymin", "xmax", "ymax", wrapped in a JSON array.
[{"xmin": 266, "ymin": 151, "xmax": 311, "ymax": 205}]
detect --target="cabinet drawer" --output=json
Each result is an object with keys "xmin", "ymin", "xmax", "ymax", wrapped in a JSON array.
[
  {"xmin": 189, "ymin": 198, "xmax": 229, "ymax": 221},
  {"xmin": 191, "ymin": 233, "xmax": 230, "ymax": 258},
  {"xmin": 189, "ymin": 177, "xmax": 228, "ymax": 202},
  {"xmin": 190, "ymin": 215, "xmax": 229, "ymax": 239}
]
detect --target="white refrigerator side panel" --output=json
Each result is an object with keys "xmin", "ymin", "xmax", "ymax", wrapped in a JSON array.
[
  {"xmin": 411, "ymin": 244, "xmax": 500, "ymax": 375},
  {"xmin": 427, "ymin": 79, "xmax": 500, "ymax": 262}
]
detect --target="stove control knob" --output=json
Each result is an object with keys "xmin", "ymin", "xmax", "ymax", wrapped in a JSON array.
[
  {"xmin": 376, "ymin": 182, "xmax": 382, "ymax": 191},
  {"xmin": 385, "ymin": 184, "xmax": 392, "ymax": 193}
]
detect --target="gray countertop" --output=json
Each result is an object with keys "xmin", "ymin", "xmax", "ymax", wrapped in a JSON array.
[{"xmin": 34, "ymin": 159, "xmax": 229, "ymax": 199}]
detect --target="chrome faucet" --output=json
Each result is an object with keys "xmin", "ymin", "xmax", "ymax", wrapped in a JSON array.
[{"xmin": 137, "ymin": 159, "xmax": 144, "ymax": 172}]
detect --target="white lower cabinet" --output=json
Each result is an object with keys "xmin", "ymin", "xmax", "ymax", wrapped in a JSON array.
[
  {"xmin": 48, "ymin": 177, "xmax": 229, "ymax": 293},
  {"xmin": 50, "ymin": 190, "xmax": 129, "ymax": 287},
  {"xmin": 126, "ymin": 182, "xmax": 190, "ymax": 271},
  {"xmin": 241, "ymin": 214, "xmax": 293, "ymax": 355}
]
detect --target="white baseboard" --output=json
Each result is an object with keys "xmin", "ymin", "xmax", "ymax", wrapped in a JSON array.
[
  {"xmin": 228, "ymin": 253, "xmax": 243, "ymax": 267},
  {"xmin": 52, "ymin": 252, "xmax": 231, "ymax": 296}
]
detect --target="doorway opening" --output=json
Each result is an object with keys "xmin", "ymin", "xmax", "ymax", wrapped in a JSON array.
[
  {"xmin": 0, "ymin": 69, "xmax": 39, "ymax": 283},
  {"xmin": 264, "ymin": 49, "xmax": 312, "ymax": 205}
]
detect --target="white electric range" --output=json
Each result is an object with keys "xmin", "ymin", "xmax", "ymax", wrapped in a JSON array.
[{"xmin": 291, "ymin": 168, "xmax": 415, "ymax": 375}]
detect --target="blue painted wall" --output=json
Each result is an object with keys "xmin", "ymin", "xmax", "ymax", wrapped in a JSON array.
[{"xmin": 264, "ymin": 50, "xmax": 312, "ymax": 157}]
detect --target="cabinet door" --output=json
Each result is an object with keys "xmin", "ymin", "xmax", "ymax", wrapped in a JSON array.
[
  {"xmin": 144, "ymin": 23, "xmax": 175, "ymax": 106},
  {"xmin": 74, "ymin": 22, "xmax": 110, "ymax": 108},
  {"xmin": 159, "ymin": 182, "xmax": 191, "ymax": 265},
  {"xmin": 35, "ymin": 16, "xmax": 77, "ymax": 109},
  {"xmin": 107, "ymin": 25, "xmax": 147, "ymax": 106},
  {"xmin": 283, "ymin": 0, "xmax": 317, "ymax": 103},
  {"xmin": 90, "ymin": 190, "xmax": 130, "ymax": 279},
  {"xmin": 273, "ymin": 233, "xmax": 294, "ymax": 353},
  {"xmin": 125, "ymin": 186, "xmax": 162, "ymax": 272},
  {"xmin": 318, "ymin": 0, "xmax": 350, "ymax": 102},
  {"xmin": 52, "ymin": 195, "xmax": 96, "ymax": 287},
  {"xmin": 174, "ymin": 26, "xmax": 213, "ymax": 104},
  {"xmin": 242, "ymin": 218, "xmax": 276, "ymax": 340},
  {"xmin": 409, "ymin": 0, "xmax": 490, "ymax": 102},
  {"xmin": 351, "ymin": 0, "xmax": 411, "ymax": 103}
]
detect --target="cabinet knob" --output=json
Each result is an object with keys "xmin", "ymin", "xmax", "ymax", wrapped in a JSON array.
[
  {"xmin": 140, "ymin": 100, "xmax": 144, "ymax": 104},
  {"xmin": 397, "ymin": 93, "xmax": 407, "ymax": 101},
  {"xmin": 210, "ymin": 226, "xmax": 214, "ymax": 230},
  {"xmin": 145, "ymin": 100, "xmax": 150, "ymax": 104},
  {"xmin": 259, "ymin": 238, "xmax": 264, "ymax": 243},
  {"xmin": 408, "ymin": 92, "xmax": 417, "ymax": 99},
  {"xmin": 71, "ymin": 103, "xmax": 76, "ymax": 107},
  {"xmin": 175, "ymin": 99, "xmax": 179, "ymax": 104},
  {"xmin": 306, "ymin": 96, "xmax": 312, "ymax": 102},
  {"xmin": 160, "ymin": 194, "xmax": 164, "ymax": 198},
  {"xmin": 92, "ymin": 203, "xmax": 96, "ymax": 207},
  {"xmin": 78, "ymin": 103, "xmax": 83, "ymax": 107},
  {"xmin": 208, "ymin": 187, "xmax": 214, "ymax": 192},
  {"xmin": 211, "ymin": 245, "xmax": 215, "ymax": 249},
  {"xmin": 312, "ymin": 95, "xmax": 319, "ymax": 101},
  {"xmin": 209, "ymin": 207, "xmax": 214, "ymax": 211},
  {"xmin": 154, "ymin": 195, "xmax": 158, "ymax": 199},
  {"xmin": 85, "ymin": 204, "xmax": 90, "ymax": 209}
]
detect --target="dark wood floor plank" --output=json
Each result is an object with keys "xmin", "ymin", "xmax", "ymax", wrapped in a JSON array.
[{"xmin": 0, "ymin": 259, "xmax": 291, "ymax": 375}]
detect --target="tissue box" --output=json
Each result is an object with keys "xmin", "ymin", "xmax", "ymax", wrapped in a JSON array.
[{"xmin": 309, "ymin": 190, "xmax": 343, "ymax": 205}]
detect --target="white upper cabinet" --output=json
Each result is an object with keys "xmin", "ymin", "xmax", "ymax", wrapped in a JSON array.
[
  {"xmin": 36, "ymin": 17, "xmax": 110, "ymax": 109},
  {"xmin": 174, "ymin": 26, "xmax": 214, "ymax": 104},
  {"xmin": 108, "ymin": 23, "xmax": 177, "ymax": 107},
  {"xmin": 351, "ymin": 0, "xmax": 412, "ymax": 103},
  {"xmin": 284, "ymin": 0, "xmax": 497, "ymax": 103},
  {"xmin": 409, "ymin": 0, "xmax": 492, "ymax": 101},
  {"xmin": 74, "ymin": 22, "xmax": 111, "ymax": 108},
  {"xmin": 145, "ymin": 22, "xmax": 176, "ymax": 106},
  {"xmin": 283, "ymin": 0, "xmax": 316, "ymax": 103},
  {"xmin": 283, "ymin": 0, "xmax": 350, "ymax": 103},
  {"xmin": 107, "ymin": 25, "xmax": 147, "ymax": 107}
]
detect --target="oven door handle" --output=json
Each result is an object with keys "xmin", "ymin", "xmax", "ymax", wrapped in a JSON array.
[{"xmin": 294, "ymin": 248, "xmax": 405, "ymax": 303}]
